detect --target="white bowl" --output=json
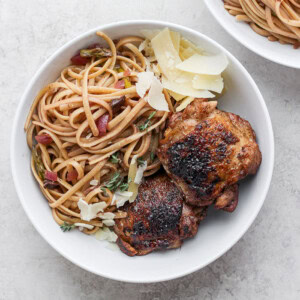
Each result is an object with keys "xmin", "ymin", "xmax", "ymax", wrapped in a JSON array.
[
  {"xmin": 204, "ymin": 0, "xmax": 300, "ymax": 68},
  {"xmin": 11, "ymin": 20, "xmax": 274, "ymax": 283}
]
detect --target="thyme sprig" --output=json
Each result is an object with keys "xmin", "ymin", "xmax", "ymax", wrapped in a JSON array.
[
  {"xmin": 60, "ymin": 222, "xmax": 75, "ymax": 232},
  {"xmin": 138, "ymin": 111, "xmax": 156, "ymax": 131}
]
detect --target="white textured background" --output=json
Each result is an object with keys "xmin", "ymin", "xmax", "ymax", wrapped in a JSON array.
[{"xmin": 1, "ymin": 0, "xmax": 300, "ymax": 299}]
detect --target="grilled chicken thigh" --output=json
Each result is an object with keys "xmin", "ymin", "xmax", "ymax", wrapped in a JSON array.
[
  {"xmin": 114, "ymin": 174, "xmax": 207, "ymax": 256},
  {"xmin": 157, "ymin": 99, "xmax": 261, "ymax": 210}
]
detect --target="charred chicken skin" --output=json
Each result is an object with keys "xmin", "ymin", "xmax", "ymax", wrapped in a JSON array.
[
  {"xmin": 157, "ymin": 99, "xmax": 262, "ymax": 210},
  {"xmin": 114, "ymin": 174, "xmax": 207, "ymax": 256}
]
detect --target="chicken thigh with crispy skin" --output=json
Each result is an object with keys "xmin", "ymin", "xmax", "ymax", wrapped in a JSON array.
[
  {"xmin": 157, "ymin": 99, "xmax": 262, "ymax": 210},
  {"xmin": 114, "ymin": 174, "xmax": 207, "ymax": 256}
]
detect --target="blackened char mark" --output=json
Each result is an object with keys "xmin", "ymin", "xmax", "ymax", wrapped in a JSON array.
[{"xmin": 166, "ymin": 121, "xmax": 239, "ymax": 200}]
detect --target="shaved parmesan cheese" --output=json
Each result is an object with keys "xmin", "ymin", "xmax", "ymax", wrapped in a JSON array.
[
  {"xmin": 94, "ymin": 227, "xmax": 118, "ymax": 242},
  {"xmin": 168, "ymin": 90, "xmax": 186, "ymax": 101},
  {"xmin": 179, "ymin": 46, "xmax": 199, "ymax": 60},
  {"xmin": 112, "ymin": 190, "xmax": 133, "ymax": 208},
  {"xmin": 134, "ymin": 161, "xmax": 148, "ymax": 184},
  {"xmin": 131, "ymin": 155, "xmax": 138, "ymax": 165},
  {"xmin": 147, "ymin": 77, "xmax": 169, "ymax": 112},
  {"xmin": 89, "ymin": 179, "xmax": 98, "ymax": 186},
  {"xmin": 151, "ymin": 28, "xmax": 182, "ymax": 80},
  {"xmin": 151, "ymin": 63, "xmax": 161, "ymax": 77},
  {"xmin": 136, "ymin": 72, "xmax": 154, "ymax": 98},
  {"xmin": 99, "ymin": 212, "xmax": 115, "ymax": 220},
  {"xmin": 162, "ymin": 76, "xmax": 215, "ymax": 98},
  {"xmin": 103, "ymin": 219, "xmax": 115, "ymax": 227},
  {"xmin": 78, "ymin": 199, "xmax": 106, "ymax": 221},
  {"xmin": 138, "ymin": 39, "xmax": 148, "ymax": 52},
  {"xmin": 74, "ymin": 223, "xmax": 94, "ymax": 230},
  {"xmin": 170, "ymin": 31, "xmax": 180, "ymax": 53},
  {"xmin": 128, "ymin": 156, "xmax": 139, "ymax": 203},
  {"xmin": 139, "ymin": 39, "xmax": 154, "ymax": 57},
  {"xmin": 176, "ymin": 53, "xmax": 228, "ymax": 75},
  {"xmin": 176, "ymin": 96, "xmax": 195, "ymax": 112},
  {"xmin": 180, "ymin": 37, "xmax": 204, "ymax": 55},
  {"xmin": 141, "ymin": 29, "xmax": 160, "ymax": 40},
  {"xmin": 192, "ymin": 74, "xmax": 224, "ymax": 93},
  {"xmin": 86, "ymin": 132, "xmax": 92, "ymax": 139}
]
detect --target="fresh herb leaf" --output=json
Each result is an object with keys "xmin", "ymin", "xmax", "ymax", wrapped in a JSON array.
[
  {"xmin": 32, "ymin": 146, "xmax": 45, "ymax": 180},
  {"xmin": 137, "ymin": 157, "xmax": 146, "ymax": 166},
  {"xmin": 60, "ymin": 222, "xmax": 75, "ymax": 232},
  {"xmin": 110, "ymin": 152, "xmax": 120, "ymax": 164},
  {"xmin": 119, "ymin": 178, "xmax": 131, "ymax": 192},
  {"xmin": 104, "ymin": 172, "xmax": 131, "ymax": 192},
  {"xmin": 150, "ymin": 152, "xmax": 155, "ymax": 162},
  {"xmin": 101, "ymin": 187, "xmax": 108, "ymax": 197},
  {"xmin": 80, "ymin": 47, "xmax": 112, "ymax": 59},
  {"xmin": 138, "ymin": 111, "xmax": 156, "ymax": 131},
  {"xmin": 104, "ymin": 172, "xmax": 123, "ymax": 192}
]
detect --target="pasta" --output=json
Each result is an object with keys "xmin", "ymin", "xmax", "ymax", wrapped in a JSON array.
[
  {"xmin": 24, "ymin": 31, "xmax": 169, "ymax": 235},
  {"xmin": 223, "ymin": 0, "xmax": 300, "ymax": 48}
]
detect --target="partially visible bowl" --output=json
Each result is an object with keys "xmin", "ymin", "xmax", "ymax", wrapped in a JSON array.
[
  {"xmin": 204, "ymin": 0, "xmax": 300, "ymax": 68},
  {"xmin": 11, "ymin": 20, "xmax": 274, "ymax": 283}
]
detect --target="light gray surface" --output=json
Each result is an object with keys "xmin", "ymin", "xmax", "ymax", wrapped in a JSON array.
[{"xmin": 1, "ymin": 0, "xmax": 299, "ymax": 299}]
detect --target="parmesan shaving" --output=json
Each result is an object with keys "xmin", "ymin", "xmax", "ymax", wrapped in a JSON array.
[
  {"xmin": 170, "ymin": 31, "xmax": 180, "ymax": 53},
  {"xmin": 78, "ymin": 199, "xmax": 106, "ymax": 221},
  {"xmin": 168, "ymin": 90, "xmax": 186, "ymax": 101},
  {"xmin": 180, "ymin": 38, "xmax": 204, "ymax": 55},
  {"xmin": 136, "ymin": 72, "xmax": 154, "ymax": 98},
  {"xmin": 134, "ymin": 161, "xmax": 148, "ymax": 184},
  {"xmin": 151, "ymin": 27, "xmax": 182, "ymax": 80},
  {"xmin": 176, "ymin": 96, "xmax": 195, "ymax": 112},
  {"xmin": 128, "ymin": 155, "xmax": 139, "ymax": 203},
  {"xmin": 147, "ymin": 77, "xmax": 170, "ymax": 112},
  {"xmin": 138, "ymin": 39, "xmax": 148, "ymax": 52},
  {"xmin": 94, "ymin": 227, "xmax": 118, "ymax": 242},
  {"xmin": 103, "ymin": 219, "xmax": 115, "ymax": 227},
  {"xmin": 74, "ymin": 223, "xmax": 94, "ymax": 230},
  {"xmin": 99, "ymin": 212, "xmax": 115, "ymax": 220},
  {"xmin": 162, "ymin": 76, "xmax": 215, "ymax": 98},
  {"xmin": 176, "ymin": 53, "xmax": 228, "ymax": 75},
  {"xmin": 141, "ymin": 29, "xmax": 160, "ymax": 40},
  {"xmin": 85, "ymin": 132, "xmax": 92, "ymax": 139},
  {"xmin": 112, "ymin": 190, "xmax": 133, "ymax": 208},
  {"xmin": 89, "ymin": 179, "xmax": 98, "ymax": 186},
  {"xmin": 192, "ymin": 74, "xmax": 224, "ymax": 93}
]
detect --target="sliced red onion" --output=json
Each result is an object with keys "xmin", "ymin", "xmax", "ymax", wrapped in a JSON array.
[
  {"xmin": 35, "ymin": 134, "xmax": 53, "ymax": 145},
  {"xmin": 96, "ymin": 114, "xmax": 109, "ymax": 137},
  {"xmin": 45, "ymin": 170, "xmax": 57, "ymax": 181}
]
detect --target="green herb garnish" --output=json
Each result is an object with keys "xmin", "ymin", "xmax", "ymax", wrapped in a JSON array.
[
  {"xmin": 137, "ymin": 157, "xmax": 146, "ymax": 166},
  {"xmin": 104, "ymin": 172, "xmax": 131, "ymax": 192},
  {"xmin": 138, "ymin": 111, "xmax": 156, "ymax": 131},
  {"xmin": 119, "ymin": 178, "xmax": 131, "ymax": 192},
  {"xmin": 104, "ymin": 172, "xmax": 123, "ymax": 192},
  {"xmin": 101, "ymin": 187, "xmax": 108, "ymax": 197},
  {"xmin": 60, "ymin": 222, "xmax": 75, "ymax": 232},
  {"xmin": 150, "ymin": 152, "xmax": 155, "ymax": 162},
  {"xmin": 32, "ymin": 146, "xmax": 45, "ymax": 180},
  {"xmin": 80, "ymin": 47, "xmax": 112, "ymax": 59},
  {"xmin": 110, "ymin": 152, "xmax": 120, "ymax": 164}
]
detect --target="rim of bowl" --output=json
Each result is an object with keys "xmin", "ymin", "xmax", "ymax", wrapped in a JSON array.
[
  {"xmin": 203, "ymin": 0, "xmax": 300, "ymax": 69},
  {"xmin": 10, "ymin": 20, "xmax": 274, "ymax": 283}
]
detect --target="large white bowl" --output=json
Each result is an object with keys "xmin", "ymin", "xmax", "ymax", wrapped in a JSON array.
[
  {"xmin": 11, "ymin": 20, "xmax": 274, "ymax": 283},
  {"xmin": 204, "ymin": 0, "xmax": 300, "ymax": 68}
]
